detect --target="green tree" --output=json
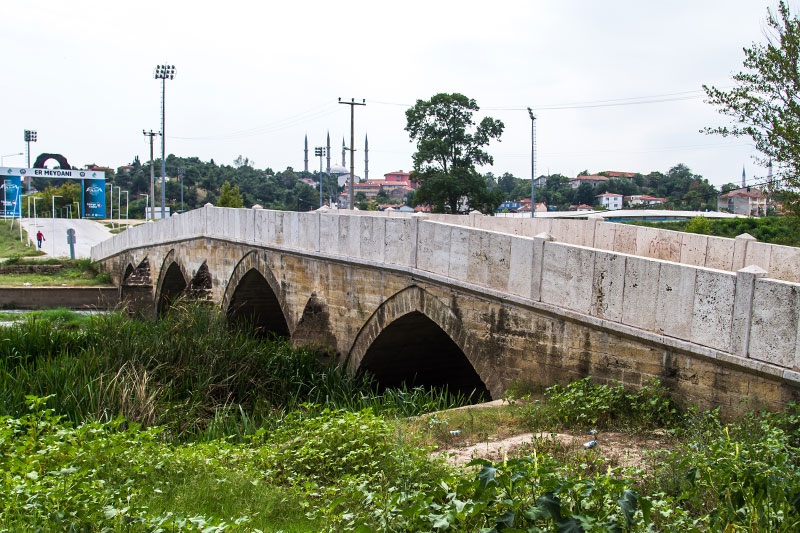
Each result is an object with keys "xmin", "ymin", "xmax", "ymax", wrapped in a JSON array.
[
  {"xmin": 405, "ymin": 93, "xmax": 504, "ymax": 214},
  {"xmin": 703, "ymin": 1, "xmax": 800, "ymax": 210},
  {"xmin": 217, "ymin": 181, "xmax": 244, "ymax": 208},
  {"xmin": 575, "ymin": 183, "xmax": 596, "ymax": 206}
]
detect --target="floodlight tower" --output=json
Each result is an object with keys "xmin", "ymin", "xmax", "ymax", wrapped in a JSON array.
[
  {"xmin": 154, "ymin": 64, "xmax": 176, "ymax": 219},
  {"xmin": 24, "ymin": 130, "xmax": 37, "ymax": 193}
]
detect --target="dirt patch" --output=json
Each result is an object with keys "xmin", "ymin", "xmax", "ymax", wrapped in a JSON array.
[
  {"xmin": 434, "ymin": 430, "xmax": 670, "ymax": 468},
  {"xmin": 430, "ymin": 400, "xmax": 672, "ymax": 468}
]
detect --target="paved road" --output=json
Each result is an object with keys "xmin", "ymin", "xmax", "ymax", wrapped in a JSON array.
[{"xmin": 19, "ymin": 217, "xmax": 115, "ymax": 258}]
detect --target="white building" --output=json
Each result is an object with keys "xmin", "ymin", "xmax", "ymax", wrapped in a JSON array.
[{"xmin": 595, "ymin": 192, "xmax": 624, "ymax": 210}]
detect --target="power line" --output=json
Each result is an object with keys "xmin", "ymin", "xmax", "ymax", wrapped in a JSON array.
[{"xmin": 370, "ymin": 88, "xmax": 730, "ymax": 112}]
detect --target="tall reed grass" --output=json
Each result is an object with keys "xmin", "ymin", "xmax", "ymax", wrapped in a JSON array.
[{"xmin": 0, "ymin": 301, "xmax": 469, "ymax": 439}]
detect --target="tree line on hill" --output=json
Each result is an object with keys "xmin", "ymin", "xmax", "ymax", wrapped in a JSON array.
[
  {"xmin": 25, "ymin": 153, "xmax": 736, "ymax": 220},
  {"xmin": 486, "ymin": 163, "xmax": 725, "ymax": 212}
]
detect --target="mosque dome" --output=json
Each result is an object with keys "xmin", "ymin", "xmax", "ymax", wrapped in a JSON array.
[{"xmin": 329, "ymin": 164, "xmax": 348, "ymax": 175}]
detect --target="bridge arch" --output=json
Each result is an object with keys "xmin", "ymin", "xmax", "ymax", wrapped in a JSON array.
[
  {"xmin": 119, "ymin": 256, "xmax": 153, "ymax": 315},
  {"xmin": 221, "ymin": 250, "xmax": 290, "ymax": 337},
  {"xmin": 350, "ymin": 285, "xmax": 491, "ymax": 401},
  {"xmin": 155, "ymin": 250, "xmax": 188, "ymax": 315}
]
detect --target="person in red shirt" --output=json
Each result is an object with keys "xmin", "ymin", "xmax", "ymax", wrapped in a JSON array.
[{"xmin": 36, "ymin": 230, "xmax": 45, "ymax": 249}]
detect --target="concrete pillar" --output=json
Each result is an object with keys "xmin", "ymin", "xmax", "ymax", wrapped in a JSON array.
[
  {"xmin": 731, "ymin": 264, "xmax": 769, "ymax": 357},
  {"xmin": 733, "ymin": 233, "xmax": 757, "ymax": 272},
  {"xmin": 530, "ymin": 232, "xmax": 553, "ymax": 302}
]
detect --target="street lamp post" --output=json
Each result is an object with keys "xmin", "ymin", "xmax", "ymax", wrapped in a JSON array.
[
  {"xmin": 32, "ymin": 196, "xmax": 40, "ymax": 247},
  {"xmin": 19, "ymin": 194, "xmax": 28, "ymax": 243},
  {"xmin": 52, "ymin": 195, "xmax": 62, "ymax": 255},
  {"xmin": 123, "ymin": 191, "xmax": 129, "ymax": 223},
  {"xmin": 140, "ymin": 194, "xmax": 149, "ymax": 219},
  {"xmin": 24, "ymin": 130, "xmax": 37, "ymax": 193},
  {"xmin": 527, "ymin": 107, "xmax": 537, "ymax": 219},
  {"xmin": 315, "ymin": 147, "xmax": 326, "ymax": 208},
  {"xmin": 154, "ymin": 64, "xmax": 176, "ymax": 220},
  {"xmin": 1, "ymin": 152, "xmax": 23, "ymax": 167},
  {"xmin": 106, "ymin": 184, "xmax": 114, "ymax": 228},
  {"xmin": 3, "ymin": 180, "xmax": 9, "ymax": 221}
]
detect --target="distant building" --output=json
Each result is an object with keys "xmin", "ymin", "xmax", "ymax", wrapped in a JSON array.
[
  {"xmin": 717, "ymin": 188, "xmax": 767, "ymax": 216},
  {"xmin": 533, "ymin": 176, "xmax": 548, "ymax": 188},
  {"xmin": 518, "ymin": 198, "xmax": 547, "ymax": 213},
  {"xmin": 625, "ymin": 194, "xmax": 665, "ymax": 206},
  {"xmin": 570, "ymin": 175, "xmax": 609, "ymax": 189},
  {"xmin": 353, "ymin": 179, "xmax": 382, "ymax": 198},
  {"xmin": 384, "ymin": 170, "xmax": 417, "ymax": 189},
  {"xmin": 595, "ymin": 192, "xmax": 624, "ymax": 210},
  {"xmin": 498, "ymin": 200, "xmax": 522, "ymax": 213},
  {"xmin": 601, "ymin": 171, "xmax": 638, "ymax": 179}
]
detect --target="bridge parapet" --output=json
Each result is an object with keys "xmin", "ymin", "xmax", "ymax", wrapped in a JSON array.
[
  {"xmin": 426, "ymin": 213, "xmax": 800, "ymax": 283},
  {"xmin": 92, "ymin": 206, "xmax": 800, "ymax": 383}
]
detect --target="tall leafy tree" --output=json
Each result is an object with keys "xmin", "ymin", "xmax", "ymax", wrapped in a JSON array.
[
  {"xmin": 405, "ymin": 93, "xmax": 504, "ymax": 214},
  {"xmin": 217, "ymin": 181, "xmax": 244, "ymax": 208},
  {"xmin": 703, "ymin": 1, "xmax": 800, "ymax": 210}
]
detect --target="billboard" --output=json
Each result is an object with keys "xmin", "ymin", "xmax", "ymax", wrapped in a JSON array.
[
  {"xmin": 0, "ymin": 176, "xmax": 22, "ymax": 218},
  {"xmin": 1, "ymin": 167, "xmax": 106, "ymax": 219},
  {"xmin": 81, "ymin": 178, "xmax": 106, "ymax": 219}
]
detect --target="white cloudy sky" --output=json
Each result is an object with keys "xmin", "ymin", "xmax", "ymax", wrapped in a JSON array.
[{"xmin": 1, "ymin": 1, "xmax": 785, "ymax": 188}]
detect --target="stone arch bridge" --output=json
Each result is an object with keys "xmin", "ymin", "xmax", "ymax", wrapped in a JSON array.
[{"xmin": 92, "ymin": 206, "xmax": 800, "ymax": 412}]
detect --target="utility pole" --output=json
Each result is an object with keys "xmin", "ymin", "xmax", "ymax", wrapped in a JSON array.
[
  {"xmin": 338, "ymin": 98, "xmax": 365, "ymax": 209},
  {"xmin": 143, "ymin": 130, "xmax": 160, "ymax": 219},
  {"xmin": 527, "ymin": 108, "xmax": 537, "ymax": 218}
]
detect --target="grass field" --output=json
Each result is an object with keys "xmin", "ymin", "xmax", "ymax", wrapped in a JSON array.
[
  {"xmin": 0, "ymin": 257, "xmax": 112, "ymax": 286},
  {"xmin": 0, "ymin": 219, "xmax": 44, "ymax": 258}
]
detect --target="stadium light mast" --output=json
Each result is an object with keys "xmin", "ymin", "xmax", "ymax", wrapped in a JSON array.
[
  {"xmin": 154, "ymin": 64, "xmax": 176, "ymax": 219},
  {"xmin": 24, "ymin": 130, "xmax": 37, "ymax": 193}
]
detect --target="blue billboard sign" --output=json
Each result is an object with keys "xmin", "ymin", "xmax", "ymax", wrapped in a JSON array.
[
  {"xmin": 81, "ymin": 178, "xmax": 106, "ymax": 219},
  {"xmin": 0, "ymin": 176, "xmax": 22, "ymax": 218},
  {"xmin": 1, "ymin": 167, "xmax": 106, "ymax": 219}
]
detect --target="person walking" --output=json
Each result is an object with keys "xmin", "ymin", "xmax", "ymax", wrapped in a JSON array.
[{"xmin": 36, "ymin": 230, "xmax": 45, "ymax": 249}]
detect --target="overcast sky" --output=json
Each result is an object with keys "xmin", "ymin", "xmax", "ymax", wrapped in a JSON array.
[{"xmin": 2, "ymin": 1, "xmax": 786, "ymax": 188}]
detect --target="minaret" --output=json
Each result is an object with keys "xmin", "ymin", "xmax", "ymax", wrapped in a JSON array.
[
  {"xmin": 341, "ymin": 137, "xmax": 346, "ymax": 167},
  {"xmin": 741, "ymin": 165, "xmax": 746, "ymax": 188},
  {"xmin": 326, "ymin": 131, "xmax": 331, "ymax": 173},
  {"xmin": 304, "ymin": 134, "xmax": 309, "ymax": 173},
  {"xmin": 364, "ymin": 133, "xmax": 369, "ymax": 181}
]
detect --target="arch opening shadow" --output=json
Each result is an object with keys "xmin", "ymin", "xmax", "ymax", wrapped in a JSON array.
[
  {"xmin": 358, "ymin": 311, "xmax": 490, "ymax": 402},
  {"xmin": 227, "ymin": 269, "xmax": 290, "ymax": 338},
  {"xmin": 157, "ymin": 262, "xmax": 187, "ymax": 315}
]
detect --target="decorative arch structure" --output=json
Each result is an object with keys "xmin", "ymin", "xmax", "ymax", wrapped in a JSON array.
[
  {"xmin": 221, "ymin": 250, "xmax": 290, "ymax": 337},
  {"xmin": 32, "ymin": 153, "xmax": 72, "ymax": 169},
  {"xmin": 155, "ymin": 250, "xmax": 188, "ymax": 315},
  {"xmin": 350, "ymin": 285, "xmax": 491, "ymax": 401}
]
